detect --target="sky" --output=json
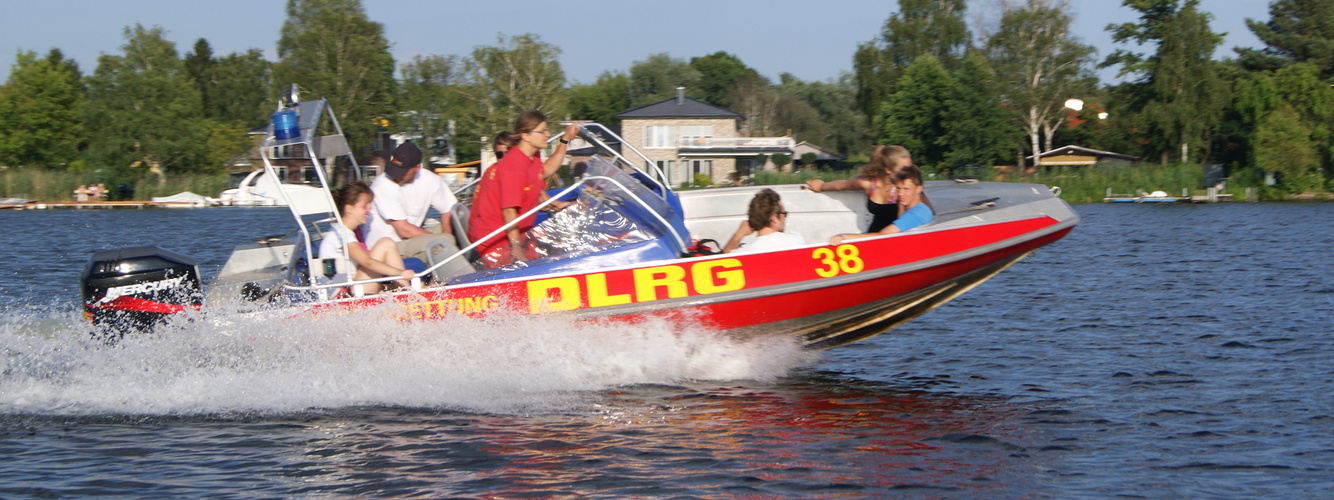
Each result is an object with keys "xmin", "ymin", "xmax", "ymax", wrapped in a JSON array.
[{"xmin": 0, "ymin": 0, "xmax": 1274, "ymax": 88}]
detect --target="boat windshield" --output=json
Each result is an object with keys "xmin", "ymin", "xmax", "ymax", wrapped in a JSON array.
[
  {"xmin": 451, "ymin": 156, "xmax": 681, "ymax": 283},
  {"xmin": 225, "ymin": 172, "xmax": 252, "ymax": 190}
]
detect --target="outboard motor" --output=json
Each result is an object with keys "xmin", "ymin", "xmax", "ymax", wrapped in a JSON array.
[{"xmin": 80, "ymin": 246, "xmax": 203, "ymax": 337}]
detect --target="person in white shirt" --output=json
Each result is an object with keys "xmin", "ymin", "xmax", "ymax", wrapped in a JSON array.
[
  {"xmin": 364, "ymin": 142, "xmax": 471, "ymax": 280},
  {"xmin": 320, "ymin": 181, "xmax": 414, "ymax": 295},
  {"xmin": 723, "ymin": 189, "xmax": 807, "ymax": 254}
]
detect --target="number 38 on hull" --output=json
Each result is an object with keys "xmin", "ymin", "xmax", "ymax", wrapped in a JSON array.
[{"xmin": 302, "ymin": 180, "xmax": 1077, "ymax": 350}]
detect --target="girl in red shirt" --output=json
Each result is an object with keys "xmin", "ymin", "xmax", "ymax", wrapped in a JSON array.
[{"xmin": 468, "ymin": 110, "xmax": 577, "ymax": 268}]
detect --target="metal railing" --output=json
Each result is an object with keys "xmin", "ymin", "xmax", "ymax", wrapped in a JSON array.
[
  {"xmin": 676, "ymin": 136, "xmax": 795, "ymax": 149},
  {"xmin": 289, "ymin": 173, "xmax": 687, "ymax": 298}
]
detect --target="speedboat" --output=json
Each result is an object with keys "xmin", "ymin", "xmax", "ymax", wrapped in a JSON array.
[
  {"xmin": 80, "ymin": 93, "xmax": 1078, "ymax": 349},
  {"xmin": 216, "ymin": 169, "xmax": 324, "ymax": 206}
]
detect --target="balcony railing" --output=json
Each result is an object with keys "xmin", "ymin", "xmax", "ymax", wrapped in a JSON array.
[{"xmin": 676, "ymin": 136, "xmax": 795, "ymax": 149}]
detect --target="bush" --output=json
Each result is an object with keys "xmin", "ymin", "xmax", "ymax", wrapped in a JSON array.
[{"xmin": 692, "ymin": 173, "xmax": 712, "ymax": 188}]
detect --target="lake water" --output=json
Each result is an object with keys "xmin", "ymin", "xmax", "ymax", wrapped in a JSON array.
[{"xmin": 1, "ymin": 203, "xmax": 1331, "ymax": 497}]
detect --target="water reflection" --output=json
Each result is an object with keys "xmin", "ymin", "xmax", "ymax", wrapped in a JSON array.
[{"xmin": 285, "ymin": 372, "xmax": 1047, "ymax": 497}]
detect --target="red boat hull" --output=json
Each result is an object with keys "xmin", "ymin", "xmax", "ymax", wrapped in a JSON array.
[{"xmin": 304, "ymin": 215, "xmax": 1073, "ymax": 349}]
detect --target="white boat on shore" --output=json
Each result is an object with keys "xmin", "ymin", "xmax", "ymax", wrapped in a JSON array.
[{"xmin": 216, "ymin": 169, "xmax": 323, "ymax": 207}]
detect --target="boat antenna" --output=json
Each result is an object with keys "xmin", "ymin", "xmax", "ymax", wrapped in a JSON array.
[{"xmin": 282, "ymin": 84, "xmax": 300, "ymax": 108}]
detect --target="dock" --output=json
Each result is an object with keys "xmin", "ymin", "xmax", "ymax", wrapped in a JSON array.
[
  {"xmin": 1104, "ymin": 187, "xmax": 1233, "ymax": 204},
  {"xmin": 0, "ymin": 201, "xmax": 199, "ymax": 210}
]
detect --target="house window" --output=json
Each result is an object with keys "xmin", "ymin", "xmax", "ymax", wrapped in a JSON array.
[
  {"xmin": 645, "ymin": 125, "xmax": 674, "ymax": 148},
  {"xmin": 688, "ymin": 159, "xmax": 712, "ymax": 179},
  {"xmin": 656, "ymin": 160, "xmax": 678, "ymax": 184},
  {"xmin": 679, "ymin": 125, "xmax": 714, "ymax": 146}
]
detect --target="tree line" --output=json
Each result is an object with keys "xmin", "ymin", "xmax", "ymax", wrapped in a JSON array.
[{"xmin": 1, "ymin": 0, "xmax": 1331, "ymax": 196}]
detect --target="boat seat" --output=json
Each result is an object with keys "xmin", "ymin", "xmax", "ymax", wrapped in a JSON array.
[
  {"xmin": 425, "ymin": 203, "xmax": 479, "ymax": 272},
  {"xmin": 450, "ymin": 203, "xmax": 472, "ymax": 249}
]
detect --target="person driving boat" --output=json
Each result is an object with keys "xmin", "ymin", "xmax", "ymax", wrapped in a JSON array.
[{"xmin": 468, "ymin": 110, "xmax": 578, "ymax": 268}]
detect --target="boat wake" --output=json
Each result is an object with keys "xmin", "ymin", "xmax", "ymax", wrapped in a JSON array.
[{"xmin": 0, "ymin": 303, "xmax": 817, "ymax": 416}]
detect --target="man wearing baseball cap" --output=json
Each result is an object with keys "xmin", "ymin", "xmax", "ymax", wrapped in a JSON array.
[{"xmin": 364, "ymin": 142, "xmax": 472, "ymax": 280}]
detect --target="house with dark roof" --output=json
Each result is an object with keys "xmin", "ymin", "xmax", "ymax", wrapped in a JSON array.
[
  {"xmin": 792, "ymin": 141, "xmax": 847, "ymax": 169},
  {"xmin": 614, "ymin": 88, "xmax": 794, "ymax": 186},
  {"xmin": 1026, "ymin": 145, "xmax": 1141, "ymax": 167}
]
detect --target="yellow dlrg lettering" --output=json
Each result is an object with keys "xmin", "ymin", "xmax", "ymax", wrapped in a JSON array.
[
  {"xmin": 527, "ymin": 277, "xmax": 581, "ymax": 314},
  {"xmin": 586, "ymin": 273, "xmax": 631, "ymax": 308},
  {"xmin": 633, "ymin": 265, "xmax": 688, "ymax": 302},
  {"xmin": 692, "ymin": 258, "xmax": 745, "ymax": 294}
]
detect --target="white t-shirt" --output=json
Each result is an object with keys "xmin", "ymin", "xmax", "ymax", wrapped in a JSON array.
[
  {"xmin": 733, "ymin": 231, "xmax": 807, "ymax": 254},
  {"xmin": 318, "ymin": 222, "xmax": 359, "ymax": 282},
  {"xmin": 365, "ymin": 169, "xmax": 458, "ymax": 245}
]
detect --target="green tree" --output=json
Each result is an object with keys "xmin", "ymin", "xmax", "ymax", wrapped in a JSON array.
[
  {"xmin": 1236, "ymin": 0, "xmax": 1334, "ymax": 81},
  {"xmin": 566, "ymin": 71, "xmax": 631, "ymax": 125},
  {"xmin": 987, "ymin": 0, "xmax": 1096, "ymax": 165},
  {"xmin": 274, "ymin": 0, "xmax": 395, "ymax": 153},
  {"xmin": 854, "ymin": 0, "xmax": 969, "ymax": 122},
  {"xmin": 1232, "ymin": 62, "xmax": 1334, "ymax": 187},
  {"xmin": 777, "ymin": 73, "xmax": 872, "ymax": 157},
  {"xmin": 0, "ymin": 49, "xmax": 85, "ymax": 168},
  {"xmin": 398, "ymin": 54, "xmax": 467, "ymax": 160},
  {"xmin": 773, "ymin": 93, "xmax": 824, "ymax": 144},
  {"xmin": 455, "ymin": 33, "xmax": 566, "ymax": 153},
  {"xmin": 205, "ymin": 120, "xmax": 253, "ymax": 174},
  {"xmin": 1103, "ymin": 0, "xmax": 1228, "ymax": 164},
  {"xmin": 877, "ymin": 55, "xmax": 955, "ymax": 167},
  {"xmin": 1254, "ymin": 103, "xmax": 1320, "ymax": 192},
  {"xmin": 731, "ymin": 73, "xmax": 778, "ymax": 135},
  {"xmin": 83, "ymin": 25, "xmax": 209, "ymax": 182},
  {"xmin": 689, "ymin": 51, "xmax": 758, "ymax": 108},
  {"xmin": 210, "ymin": 49, "xmax": 272, "ymax": 128},
  {"xmin": 628, "ymin": 53, "xmax": 700, "ymax": 107},
  {"xmin": 941, "ymin": 52, "xmax": 1015, "ymax": 167},
  {"xmin": 183, "ymin": 39, "xmax": 215, "ymax": 119}
]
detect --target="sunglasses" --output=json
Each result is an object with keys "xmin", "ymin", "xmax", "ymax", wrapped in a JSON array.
[
  {"xmin": 530, "ymin": 129, "xmax": 551, "ymax": 135},
  {"xmin": 777, "ymin": 211, "xmax": 789, "ymax": 217}
]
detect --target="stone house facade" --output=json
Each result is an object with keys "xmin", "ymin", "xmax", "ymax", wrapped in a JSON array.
[{"xmin": 615, "ymin": 90, "xmax": 793, "ymax": 186}]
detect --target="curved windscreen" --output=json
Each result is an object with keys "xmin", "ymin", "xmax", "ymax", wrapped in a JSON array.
[{"xmin": 451, "ymin": 156, "xmax": 684, "ymax": 283}]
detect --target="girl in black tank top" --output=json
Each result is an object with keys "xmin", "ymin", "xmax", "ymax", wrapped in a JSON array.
[{"xmin": 867, "ymin": 196, "xmax": 898, "ymax": 233}]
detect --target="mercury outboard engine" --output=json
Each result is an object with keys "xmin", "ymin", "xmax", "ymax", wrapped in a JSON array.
[{"xmin": 80, "ymin": 246, "xmax": 203, "ymax": 337}]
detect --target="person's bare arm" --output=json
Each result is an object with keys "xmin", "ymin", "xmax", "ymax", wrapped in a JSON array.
[
  {"xmin": 543, "ymin": 124, "xmax": 579, "ymax": 179},
  {"xmin": 388, "ymin": 219, "xmax": 431, "ymax": 239},
  {"xmin": 438, "ymin": 212, "xmax": 453, "ymax": 235},
  {"xmin": 502, "ymin": 207, "xmax": 525, "ymax": 262},
  {"xmin": 347, "ymin": 241, "xmax": 414, "ymax": 285},
  {"xmin": 806, "ymin": 176, "xmax": 871, "ymax": 193},
  {"xmin": 828, "ymin": 223, "xmax": 901, "ymax": 245},
  {"xmin": 722, "ymin": 221, "xmax": 755, "ymax": 253}
]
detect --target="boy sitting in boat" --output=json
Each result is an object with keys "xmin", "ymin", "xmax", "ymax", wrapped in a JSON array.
[
  {"xmin": 723, "ymin": 189, "xmax": 807, "ymax": 254},
  {"xmin": 320, "ymin": 181, "xmax": 416, "ymax": 295},
  {"xmin": 829, "ymin": 165, "xmax": 933, "ymax": 245},
  {"xmin": 364, "ymin": 142, "xmax": 471, "ymax": 280}
]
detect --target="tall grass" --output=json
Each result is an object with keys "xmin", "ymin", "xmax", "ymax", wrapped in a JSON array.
[
  {"xmin": 751, "ymin": 168, "xmax": 859, "ymax": 186},
  {"xmin": 1018, "ymin": 163, "xmax": 1206, "ymax": 204},
  {"xmin": 0, "ymin": 168, "xmax": 232, "ymax": 202}
]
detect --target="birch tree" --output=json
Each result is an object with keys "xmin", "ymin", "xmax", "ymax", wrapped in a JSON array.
[
  {"xmin": 986, "ymin": 0, "xmax": 1095, "ymax": 166},
  {"xmin": 455, "ymin": 34, "xmax": 566, "ymax": 143}
]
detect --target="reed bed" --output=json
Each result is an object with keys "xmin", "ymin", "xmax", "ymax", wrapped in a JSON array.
[{"xmin": 0, "ymin": 168, "xmax": 232, "ymax": 202}]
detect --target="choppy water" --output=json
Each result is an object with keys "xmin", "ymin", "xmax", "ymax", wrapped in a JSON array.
[{"xmin": 1, "ymin": 203, "xmax": 1331, "ymax": 497}]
